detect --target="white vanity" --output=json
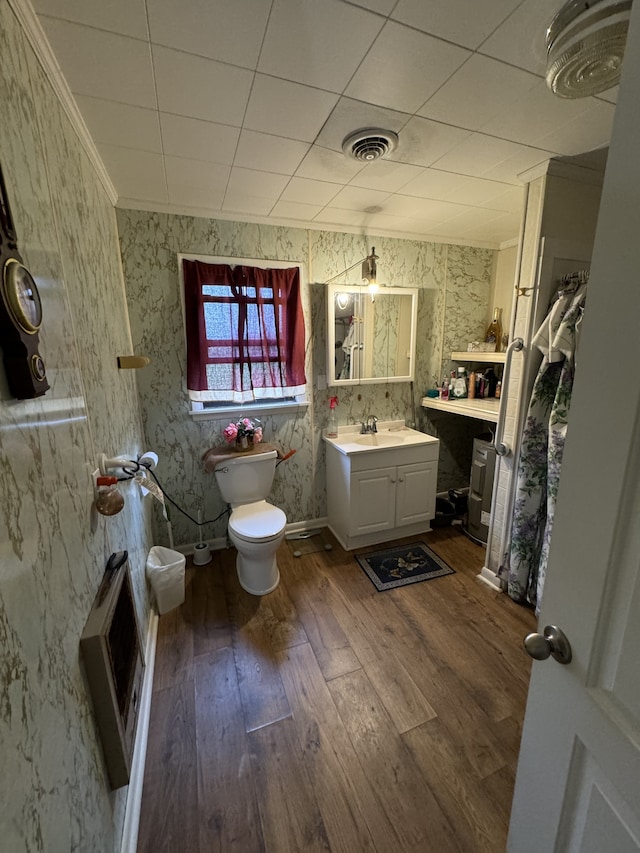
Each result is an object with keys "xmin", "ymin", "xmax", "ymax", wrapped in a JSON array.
[{"xmin": 324, "ymin": 421, "xmax": 440, "ymax": 551}]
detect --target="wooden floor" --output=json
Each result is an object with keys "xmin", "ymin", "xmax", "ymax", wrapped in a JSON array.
[{"xmin": 137, "ymin": 526, "xmax": 537, "ymax": 853}]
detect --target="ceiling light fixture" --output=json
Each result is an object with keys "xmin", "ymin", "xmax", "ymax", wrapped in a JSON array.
[
  {"xmin": 546, "ymin": 0, "xmax": 632, "ymax": 98},
  {"xmin": 342, "ymin": 129, "xmax": 399, "ymax": 162}
]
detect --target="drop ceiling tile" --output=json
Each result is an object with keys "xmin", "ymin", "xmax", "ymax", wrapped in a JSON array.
[
  {"xmin": 39, "ymin": 18, "xmax": 156, "ymax": 108},
  {"xmin": 98, "ymin": 144, "xmax": 167, "ymax": 202},
  {"xmin": 258, "ymin": 0, "xmax": 383, "ymax": 92},
  {"xmin": 280, "ymin": 177, "xmax": 341, "ymax": 206},
  {"xmin": 153, "ymin": 45, "xmax": 253, "ymax": 125},
  {"xmin": 479, "ymin": 186, "xmax": 525, "ymax": 213},
  {"xmin": 328, "ymin": 185, "xmax": 392, "ymax": 211},
  {"xmin": 222, "ymin": 191, "xmax": 275, "ymax": 217},
  {"xmin": 463, "ymin": 211, "xmax": 521, "ymax": 243},
  {"xmin": 33, "ymin": 0, "xmax": 148, "ymax": 39},
  {"xmin": 234, "ymin": 131, "xmax": 309, "ymax": 175},
  {"xmin": 389, "ymin": 116, "xmax": 472, "ymax": 168},
  {"xmin": 479, "ymin": 0, "xmax": 566, "ymax": 75},
  {"xmin": 534, "ymin": 100, "xmax": 616, "ymax": 157},
  {"xmin": 160, "ymin": 114, "xmax": 239, "ymax": 164},
  {"xmin": 432, "ymin": 132, "xmax": 545, "ymax": 179},
  {"xmin": 383, "ymin": 194, "xmax": 467, "ymax": 222},
  {"xmin": 479, "ymin": 81, "xmax": 593, "ymax": 149},
  {"xmin": 75, "ymin": 96, "xmax": 162, "ymax": 152},
  {"xmin": 147, "ymin": 0, "xmax": 270, "ymax": 69},
  {"xmin": 226, "ymin": 167, "xmax": 290, "ymax": 200},
  {"xmin": 398, "ymin": 168, "xmax": 472, "ymax": 201},
  {"xmin": 348, "ymin": 0, "xmax": 397, "ymax": 13},
  {"xmin": 313, "ymin": 207, "xmax": 369, "ymax": 229},
  {"xmin": 392, "ymin": 0, "xmax": 522, "ymax": 50},
  {"xmin": 345, "ymin": 21, "xmax": 470, "ymax": 114},
  {"xmin": 164, "ymin": 156, "xmax": 230, "ymax": 191},
  {"xmin": 244, "ymin": 76, "xmax": 339, "ymax": 143},
  {"xmin": 349, "ymin": 159, "xmax": 423, "ymax": 193},
  {"xmin": 445, "ymin": 175, "xmax": 516, "ymax": 207},
  {"xmin": 270, "ymin": 200, "xmax": 325, "ymax": 220},
  {"xmin": 597, "ymin": 86, "xmax": 618, "ymax": 104},
  {"xmin": 419, "ymin": 55, "xmax": 540, "ymax": 131},
  {"xmin": 481, "ymin": 144, "xmax": 555, "ymax": 183},
  {"xmin": 315, "ymin": 98, "xmax": 410, "ymax": 153},
  {"xmin": 167, "ymin": 182, "xmax": 226, "ymax": 211},
  {"xmin": 295, "ymin": 146, "xmax": 365, "ymax": 183}
]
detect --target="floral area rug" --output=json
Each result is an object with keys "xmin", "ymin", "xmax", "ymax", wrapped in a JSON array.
[{"xmin": 355, "ymin": 542, "xmax": 454, "ymax": 591}]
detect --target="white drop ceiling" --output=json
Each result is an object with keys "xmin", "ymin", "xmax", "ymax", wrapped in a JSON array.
[{"xmin": 32, "ymin": 0, "xmax": 617, "ymax": 248}]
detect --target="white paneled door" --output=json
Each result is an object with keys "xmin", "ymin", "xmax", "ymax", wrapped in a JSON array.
[{"xmin": 508, "ymin": 7, "xmax": 640, "ymax": 851}]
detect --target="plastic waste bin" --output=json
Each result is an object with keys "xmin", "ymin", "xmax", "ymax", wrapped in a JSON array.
[{"xmin": 145, "ymin": 546, "xmax": 186, "ymax": 615}]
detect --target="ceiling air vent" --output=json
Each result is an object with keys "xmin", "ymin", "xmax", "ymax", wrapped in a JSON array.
[
  {"xmin": 342, "ymin": 129, "xmax": 399, "ymax": 162},
  {"xmin": 546, "ymin": 0, "xmax": 632, "ymax": 98}
]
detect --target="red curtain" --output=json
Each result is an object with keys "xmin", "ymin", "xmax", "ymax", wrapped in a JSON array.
[{"xmin": 183, "ymin": 259, "xmax": 306, "ymax": 399}]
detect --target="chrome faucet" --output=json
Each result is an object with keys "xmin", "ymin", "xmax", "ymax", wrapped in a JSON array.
[{"xmin": 360, "ymin": 415, "xmax": 378, "ymax": 434}]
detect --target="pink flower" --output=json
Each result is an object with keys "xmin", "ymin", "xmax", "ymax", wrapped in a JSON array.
[
  {"xmin": 242, "ymin": 418, "xmax": 252, "ymax": 428},
  {"xmin": 252, "ymin": 427, "xmax": 263, "ymax": 444},
  {"xmin": 223, "ymin": 423, "xmax": 238, "ymax": 443}
]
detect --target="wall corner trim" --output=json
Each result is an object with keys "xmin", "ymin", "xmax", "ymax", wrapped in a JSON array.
[
  {"xmin": 7, "ymin": 0, "xmax": 118, "ymax": 206},
  {"xmin": 119, "ymin": 610, "xmax": 159, "ymax": 853}
]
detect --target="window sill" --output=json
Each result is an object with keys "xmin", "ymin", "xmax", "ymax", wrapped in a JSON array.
[{"xmin": 189, "ymin": 401, "xmax": 310, "ymax": 421}]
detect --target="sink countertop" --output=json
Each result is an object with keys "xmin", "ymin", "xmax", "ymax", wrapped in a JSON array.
[{"xmin": 323, "ymin": 420, "xmax": 439, "ymax": 456}]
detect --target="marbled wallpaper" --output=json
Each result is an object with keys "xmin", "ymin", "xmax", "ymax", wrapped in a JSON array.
[
  {"xmin": 118, "ymin": 210, "xmax": 493, "ymax": 548},
  {"xmin": 0, "ymin": 3, "xmax": 153, "ymax": 851}
]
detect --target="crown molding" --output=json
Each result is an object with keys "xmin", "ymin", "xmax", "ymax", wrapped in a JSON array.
[
  {"xmin": 8, "ymin": 0, "xmax": 118, "ymax": 206},
  {"xmin": 116, "ymin": 198, "xmax": 503, "ymax": 251}
]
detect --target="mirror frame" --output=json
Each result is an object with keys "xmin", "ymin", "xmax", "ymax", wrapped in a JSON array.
[{"xmin": 326, "ymin": 284, "xmax": 418, "ymax": 386}]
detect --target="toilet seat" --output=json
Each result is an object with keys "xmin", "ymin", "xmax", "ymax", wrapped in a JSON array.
[{"xmin": 229, "ymin": 500, "xmax": 286, "ymax": 543}]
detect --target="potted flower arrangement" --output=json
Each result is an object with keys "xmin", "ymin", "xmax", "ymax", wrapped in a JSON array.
[{"xmin": 223, "ymin": 417, "xmax": 263, "ymax": 452}]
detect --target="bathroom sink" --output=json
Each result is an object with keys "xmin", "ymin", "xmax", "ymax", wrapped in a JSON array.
[
  {"xmin": 354, "ymin": 433, "xmax": 403, "ymax": 447},
  {"xmin": 323, "ymin": 420, "xmax": 440, "ymax": 456}
]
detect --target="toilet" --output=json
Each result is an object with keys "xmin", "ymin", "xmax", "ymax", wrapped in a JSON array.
[{"xmin": 213, "ymin": 449, "xmax": 286, "ymax": 595}]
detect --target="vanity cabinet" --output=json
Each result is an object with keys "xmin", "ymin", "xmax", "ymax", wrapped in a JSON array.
[{"xmin": 325, "ymin": 431, "xmax": 439, "ymax": 551}]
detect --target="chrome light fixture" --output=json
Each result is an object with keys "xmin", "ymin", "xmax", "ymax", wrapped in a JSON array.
[
  {"xmin": 546, "ymin": 0, "xmax": 632, "ymax": 98},
  {"xmin": 324, "ymin": 247, "xmax": 381, "ymax": 300}
]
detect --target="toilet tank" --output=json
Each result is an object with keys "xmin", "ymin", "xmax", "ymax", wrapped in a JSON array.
[{"xmin": 214, "ymin": 449, "xmax": 278, "ymax": 505}]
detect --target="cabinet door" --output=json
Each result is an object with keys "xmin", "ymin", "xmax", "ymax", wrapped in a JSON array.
[
  {"xmin": 396, "ymin": 462, "xmax": 437, "ymax": 527},
  {"xmin": 350, "ymin": 467, "xmax": 396, "ymax": 535}
]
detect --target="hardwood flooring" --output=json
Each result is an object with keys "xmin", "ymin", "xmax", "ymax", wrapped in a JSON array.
[{"xmin": 137, "ymin": 527, "xmax": 537, "ymax": 853}]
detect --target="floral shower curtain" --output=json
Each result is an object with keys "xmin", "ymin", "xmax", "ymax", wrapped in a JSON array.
[{"xmin": 500, "ymin": 276, "xmax": 588, "ymax": 613}]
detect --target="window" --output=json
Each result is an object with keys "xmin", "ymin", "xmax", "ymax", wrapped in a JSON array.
[{"xmin": 181, "ymin": 255, "xmax": 307, "ymax": 408}]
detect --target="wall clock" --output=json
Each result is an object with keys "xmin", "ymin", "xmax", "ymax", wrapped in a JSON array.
[{"xmin": 0, "ymin": 164, "xmax": 49, "ymax": 398}]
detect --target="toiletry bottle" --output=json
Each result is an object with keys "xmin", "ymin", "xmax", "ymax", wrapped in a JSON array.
[
  {"xmin": 441, "ymin": 378, "xmax": 449, "ymax": 400},
  {"xmin": 448, "ymin": 370, "xmax": 455, "ymax": 400},
  {"xmin": 452, "ymin": 366, "xmax": 468, "ymax": 399},
  {"xmin": 327, "ymin": 396, "xmax": 339, "ymax": 437},
  {"xmin": 95, "ymin": 476, "xmax": 125, "ymax": 516},
  {"xmin": 485, "ymin": 368, "xmax": 498, "ymax": 398},
  {"xmin": 484, "ymin": 307, "xmax": 503, "ymax": 352},
  {"xmin": 495, "ymin": 380, "xmax": 502, "ymax": 399},
  {"xmin": 468, "ymin": 370, "xmax": 476, "ymax": 399}
]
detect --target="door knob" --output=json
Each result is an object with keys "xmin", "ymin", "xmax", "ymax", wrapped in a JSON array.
[{"xmin": 523, "ymin": 625, "xmax": 572, "ymax": 664}]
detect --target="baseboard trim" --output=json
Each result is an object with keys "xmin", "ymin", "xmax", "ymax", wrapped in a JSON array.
[
  {"xmin": 478, "ymin": 565, "xmax": 503, "ymax": 590},
  {"xmin": 119, "ymin": 610, "xmax": 159, "ymax": 853},
  {"xmin": 175, "ymin": 518, "xmax": 330, "ymax": 556}
]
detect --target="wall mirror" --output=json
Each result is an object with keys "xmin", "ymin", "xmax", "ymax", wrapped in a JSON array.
[{"xmin": 327, "ymin": 284, "xmax": 418, "ymax": 385}]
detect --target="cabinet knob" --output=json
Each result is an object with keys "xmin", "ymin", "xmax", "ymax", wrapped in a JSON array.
[
  {"xmin": 399, "ymin": 477, "xmax": 404, "ymax": 482},
  {"xmin": 390, "ymin": 478, "xmax": 396, "ymax": 483}
]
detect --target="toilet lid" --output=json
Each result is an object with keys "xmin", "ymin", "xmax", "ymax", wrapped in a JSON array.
[{"xmin": 229, "ymin": 501, "xmax": 286, "ymax": 543}]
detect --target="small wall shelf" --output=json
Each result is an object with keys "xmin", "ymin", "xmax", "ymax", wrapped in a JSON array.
[
  {"xmin": 451, "ymin": 351, "xmax": 506, "ymax": 364},
  {"xmin": 421, "ymin": 397, "xmax": 500, "ymax": 423}
]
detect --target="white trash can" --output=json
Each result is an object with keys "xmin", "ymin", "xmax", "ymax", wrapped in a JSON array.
[{"xmin": 145, "ymin": 546, "xmax": 186, "ymax": 615}]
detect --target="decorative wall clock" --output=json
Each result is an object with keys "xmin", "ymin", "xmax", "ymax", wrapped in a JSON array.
[{"xmin": 0, "ymin": 164, "xmax": 49, "ymax": 398}]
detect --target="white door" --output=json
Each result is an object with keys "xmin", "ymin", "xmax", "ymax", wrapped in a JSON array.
[
  {"xmin": 351, "ymin": 467, "xmax": 395, "ymax": 535},
  {"xmin": 508, "ymin": 9, "xmax": 640, "ymax": 850},
  {"xmin": 395, "ymin": 462, "xmax": 437, "ymax": 527}
]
